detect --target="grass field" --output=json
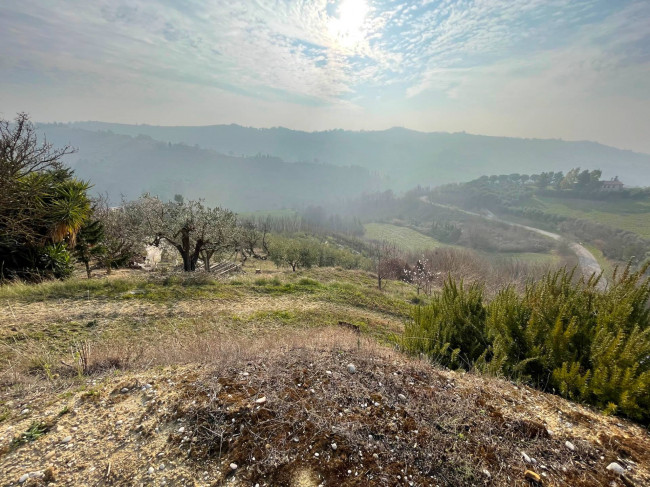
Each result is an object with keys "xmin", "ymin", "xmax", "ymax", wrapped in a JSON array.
[
  {"xmin": 533, "ymin": 196, "xmax": 650, "ymax": 239},
  {"xmin": 363, "ymin": 222, "xmax": 444, "ymax": 252},
  {"xmin": 0, "ymin": 265, "xmax": 415, "ymax": 378},
  {"xmin": 364, "ymin": 222, "xmax": 561, "ymax": 266}
]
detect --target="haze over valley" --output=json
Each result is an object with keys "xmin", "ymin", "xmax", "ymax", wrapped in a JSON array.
[
  {"xmin": 39, "ymin": 122, "xmax": 650, "ymax": 209},
  {"xmin": 3, "ymin": 1, "xmax": 650, "ymax": 485}
]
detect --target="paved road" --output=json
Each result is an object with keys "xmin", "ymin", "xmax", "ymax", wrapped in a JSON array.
[{"xmin": 420, "ymin": 197, "xmax": 606, "ymax": 288}]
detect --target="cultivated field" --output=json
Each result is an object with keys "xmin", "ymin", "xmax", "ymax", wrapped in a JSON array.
[
  {"xmin": 533, "ymin": 196, "xmax": 650, "ymax": 239},
  {"xmin": 363, "ymin": 223, "xmax": 444, "ymax": 252}
]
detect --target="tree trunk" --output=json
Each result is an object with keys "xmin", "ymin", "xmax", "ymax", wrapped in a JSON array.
[
  {"xmin": 84, "ymin": 260, "xmax": 91, "ymax": 279},
  {"xmin": 180, "ymin": 251, "xmax": 192, "ymax": 272},
  {"xmin": 202, "ymin": 249, "xmax": 215, "ymax": 271},
  {"xmin": 190, "ymin": 239, "xmax": 203, "ymax": 271}
]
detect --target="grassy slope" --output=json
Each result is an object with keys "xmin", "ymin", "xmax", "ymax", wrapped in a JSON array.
[
  {"xmin": 533, "ymin": 195, "xmax": 650, "ymax": 239},
  {"xmin": 0, "ymin": 265, "xmax": 414, "ymax": 371},
  {"xmin": 1, "ymin": 271, "xmax": 650, "ymax": 485},
  {"xmin": 1, "ymin": 268, "xmax": 650, "ymax": 485},
  {"xmin": 363, "ymin": 222, "xmax": 444, "ymax": 252}
]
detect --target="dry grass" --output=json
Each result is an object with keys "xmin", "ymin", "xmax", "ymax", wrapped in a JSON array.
[
  {"xmin": 0, "ymin": 267, "xmax": 412, "ymax": 392},
  {"xmin": 405, "ymin": 247, "xmax": 575, "ymax": 296},
  {"xmin": 1, "ymin": 328, "xmax": 648, "ymax": 486}
]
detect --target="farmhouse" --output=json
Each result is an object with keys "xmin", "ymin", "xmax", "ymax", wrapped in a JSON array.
[{"xmin": 601, "ymin": 176, "xmax": 624, "ymax": 191}]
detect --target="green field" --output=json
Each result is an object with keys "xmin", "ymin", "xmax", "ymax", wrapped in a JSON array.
[
  {"xmin": 533, "ymin": 196, "xmax": 650, "ymax": 239},
  {"xmin": 363, "ymin": 223, "xmax": 445, "ymax": 252},
  {"xmin": 364, "ymin": 222, "xmax": 563, "ymax": 266}
]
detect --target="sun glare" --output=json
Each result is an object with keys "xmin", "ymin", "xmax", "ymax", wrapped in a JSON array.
[{"xmin": 328, "ymin": 0, "xmax": 369, "ymax": 49}]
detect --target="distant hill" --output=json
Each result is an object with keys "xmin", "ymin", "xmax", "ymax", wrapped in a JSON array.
[
  {"xmin": 64, "ymin": 122, "xmax": 650, "ymax": 188},
  {"xmin": 35, "ymin": 125, "xmax": 381, "ymax": 211}
]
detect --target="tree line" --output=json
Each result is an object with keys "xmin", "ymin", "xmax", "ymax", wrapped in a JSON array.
[{"xmin": 0, "ymin": 114, "xmax": 371, "ymax": 281}]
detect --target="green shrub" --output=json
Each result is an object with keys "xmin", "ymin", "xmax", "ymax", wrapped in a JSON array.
[
  {"xmin": 40, "ymin": 243, "xmax": 74, "ymax": 279},
  {"xmin": 403, "ymin": 264, "xmax": 650, "ymax": 422},
  {"xmin": 404, "ymin": 277, "xmax": 488, "ymax": 369}
]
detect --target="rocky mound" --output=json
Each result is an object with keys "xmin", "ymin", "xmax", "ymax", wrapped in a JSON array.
[{"xmin": 1, "ymin": 329, "xmax": 648, "ymax": 486}]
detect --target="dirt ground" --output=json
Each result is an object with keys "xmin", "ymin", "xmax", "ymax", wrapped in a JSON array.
[{"xmin": 0, "ymin": 328, "xmax": 648, "ymax": 487}]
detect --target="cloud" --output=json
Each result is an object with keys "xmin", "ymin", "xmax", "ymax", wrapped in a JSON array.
[{"xmin": 1, "ymin": 0, "xmax": 649, "ymax": 152}]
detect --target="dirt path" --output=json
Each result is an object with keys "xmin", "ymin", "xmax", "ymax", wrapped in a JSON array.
[{"xmin": 420, "ymin": 197, "xmax": 606, "ymax": 287}]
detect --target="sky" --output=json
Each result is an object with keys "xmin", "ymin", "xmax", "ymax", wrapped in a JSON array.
[{"xmin": 1, "ymin": 0, "xmax": 649, "ymax": 153}]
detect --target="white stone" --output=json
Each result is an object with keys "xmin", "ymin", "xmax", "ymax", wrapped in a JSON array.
[
  {"xmin": 398, "ymin": 394, "xmax": 406, "ymax": 401},
  {"xmin": 148, "ymin": 467, "xmax": 154, "ymax": 474},
  {"xmin": 255, "ymin": 397, "xmax": 267, "ymax": 405},
  {"xmin": 521, "ymin": 452, "xmax": 532, "ymax": 463},
  {"xmin": 19, "ymin": 474, "xmax": 29, "ymax": 483},
  {"xmin": 178, "ymin": 427, "xmax": 185, "ymax": 433},
  {"xmin": 565, "ymin": 440, "xmax": 575, "ymax": 451},
  {"xmin": 62, "ymin": 436, "xmax": 72, "ymax": 443},
  {"xmin": 230, "ymin": 463, "xmax": 238, "ymax": 471},
  {"xmin": 331, "ymin": 443, "xmax": 337, "ymax": 451},
  {"xmin": 606, "ymin": 462, "xmax": 625, "ymax": 475},
  {"xmin": 120, "ymin": 387, "xmax": 129, "ymax": 393},
  {"xmin": 347, "ymin": 363, "xmax": 356, "ymax": 374},
  {"xmin": 21, "ymin": 409, "xmax": 29, "ymax": 415}
]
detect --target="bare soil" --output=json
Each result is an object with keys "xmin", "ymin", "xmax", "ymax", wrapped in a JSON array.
[{"xmin": 1, "ymin": 329, "xmax": 648, "ymax": 487}]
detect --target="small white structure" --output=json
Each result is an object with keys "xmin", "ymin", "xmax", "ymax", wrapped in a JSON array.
[
  {"xmin": 601, "ymin": 176, "xmax": 624, "ymax": 191},
  {"xmin": 144, "ymin": 245, "xmax": 163, "ymax": 269}
]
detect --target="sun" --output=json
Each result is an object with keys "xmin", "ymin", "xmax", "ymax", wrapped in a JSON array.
[
  {"xmin": 328, "ymin": 0, "xmax": 369, "ymax": 49},
  {"xmin": 338, "ymin": 0, "xmax": 368, "ymax": 34}
]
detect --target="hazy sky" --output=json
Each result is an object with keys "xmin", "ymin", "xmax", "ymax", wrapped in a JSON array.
[{"xmin": 2, "ymin": 0, "xmax": 649, "ymax": 153}]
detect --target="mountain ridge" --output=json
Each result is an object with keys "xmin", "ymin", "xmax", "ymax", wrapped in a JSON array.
[
  {"xmin": 34, "ymin": 124, "xmax": 382, "ymax": 211},
  {"xmin": 54, "ymin": 121, "xmax": 650, "ymax": 189},
  {"xmin": 56, "ymin": 120, "xmax": 650, "ymax": 156}
]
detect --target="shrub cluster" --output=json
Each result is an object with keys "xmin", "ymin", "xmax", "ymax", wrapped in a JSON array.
[
  {"xmin": 402, "ymin": 264, "xmax": 650, "ymax": 422},
  {"xmin": 268, "ymin": 235, "xmax": 370, "ymax": 272}
]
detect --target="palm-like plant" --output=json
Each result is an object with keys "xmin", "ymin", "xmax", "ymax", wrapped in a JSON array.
[{"xmin": 49, "ymin": 179, "xmax": 92, "ymax": 246}]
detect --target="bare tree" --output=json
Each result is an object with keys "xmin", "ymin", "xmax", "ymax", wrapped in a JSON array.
[
  {"xmin": 0, "ymin": 113, "xmax": 74, "ymax": 180},
  {"xmin": 370, "ymin": 240, "xmax": 398, "ymax": 289},
  {"xmin": 258, "ymin": 215, "xmax": 271, "ymax": 255},
  {"xmin": 0, "ymin": 113, "xmax": 76, "ymax": 244}
]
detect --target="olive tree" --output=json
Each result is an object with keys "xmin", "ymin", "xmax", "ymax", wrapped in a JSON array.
[
  {"xmin": 130, "ymin": 194, "xmax": 237, "ymax": 272},
  {"xmin": 94, "ymin": 196, "xmax": 145, "ymax": 274}
]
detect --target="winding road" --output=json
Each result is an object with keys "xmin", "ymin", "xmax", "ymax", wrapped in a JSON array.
[{"xmin": 420, "ymin": 197, "xmax": 606, "ymax": 288}]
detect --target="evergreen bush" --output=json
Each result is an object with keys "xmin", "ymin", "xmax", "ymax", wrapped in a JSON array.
[{"xmin": 403, "ymin": 264, "xmax": 650, "ymax": 422}]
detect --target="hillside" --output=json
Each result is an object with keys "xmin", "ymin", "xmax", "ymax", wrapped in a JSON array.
[
  {"xmin": 1, "ymin": 267, "xmax": 649, "ymax": 486},
  {"xmin": 33, "ymin": 125, "xmax": 381, "ymax": 210},
  {"xmin": 63, "ymin": 122, "xmax": 650, "ymax": 189}
]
